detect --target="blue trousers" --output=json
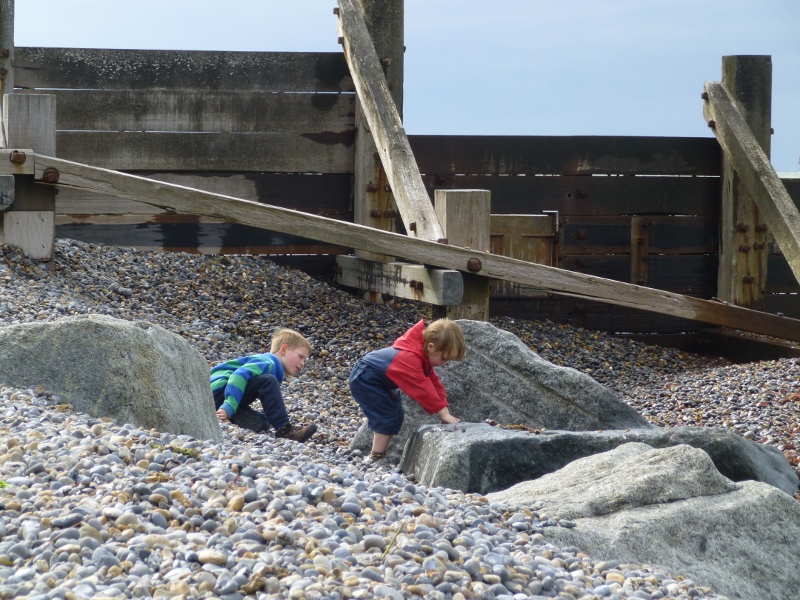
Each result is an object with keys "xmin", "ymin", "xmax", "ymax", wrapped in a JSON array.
[
  {"xmin": 213, "ymin": 374, "xmax": 289, "ymax": 430},
  {"xmin": 349, "ymin": 359, "xmax": 404, "ymax": 435}
]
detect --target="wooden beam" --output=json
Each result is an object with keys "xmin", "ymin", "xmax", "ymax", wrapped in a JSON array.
[
  {"xmin": 32, "ymin": 153, "xmax": 800, "ymax": 342},
  {"xmin": 703, "ymin": 80, "xmax": 800, "ymax": 286},
  {"xmin": 335, "ymin": 255, "xmax": 462, "ymax": 305},
  {"xmin": 715, "ymin": 56, "xmax": 772, "ymax": 307},
  {"xmin": 14, "ymin": 47, "xmax": 353, "ymax": 93},
  {"xmin": 35, "ymin": 89, "xmax": 355, "ymax": 133},
  {"xmin": 337, "ymin": 0, "xmax": 444, "ymax": 243},
  {"xmin": 350, "ymin": 0, "xmax": 404, "ymax": 263}
]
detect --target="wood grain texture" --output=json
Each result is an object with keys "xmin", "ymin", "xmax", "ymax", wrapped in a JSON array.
[
  {"xmin": 55, "ymin": 131, "xmax": 355, "ymax": 173},
  {"xmin": 410, "ymin": 135, "xmax": 722, "ymax": 176},
  {"xmin": 14, "ymin": 47, "xmax": 353, "ymax": 92},
  {"xmin": 37, "ymin": 89, "xmax": 355, "ymax": 134}
]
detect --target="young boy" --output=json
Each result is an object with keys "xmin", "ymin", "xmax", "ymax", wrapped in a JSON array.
[
  {"xmin": 211, "ymin": 328, "xmax": 317, "ymax": 443},
  {"xmin": 349, "ymin": 318, "xmax": 466, "ymax": 464}
]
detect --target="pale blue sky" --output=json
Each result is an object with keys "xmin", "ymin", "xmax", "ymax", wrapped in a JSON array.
[{"xmin": 12, "ymin": 0, "xmax": 800, "ymax": 173}]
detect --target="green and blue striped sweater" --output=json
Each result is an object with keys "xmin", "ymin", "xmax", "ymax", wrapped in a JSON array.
[{"xmin": 210, "ymin": 353, "xmax": 284, "ymax": 417}]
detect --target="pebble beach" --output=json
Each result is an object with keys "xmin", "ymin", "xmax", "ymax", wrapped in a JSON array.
[{"xmin": 1, "ymin": 239, "xmax": 799, "ymax": 600}]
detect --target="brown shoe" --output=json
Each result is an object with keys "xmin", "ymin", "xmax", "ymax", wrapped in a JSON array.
[{"xmin": 275, "ymin": 422, "xmax": 317, "ymax": 443}]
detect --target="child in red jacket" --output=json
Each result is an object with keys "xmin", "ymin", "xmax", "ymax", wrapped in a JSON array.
[{"xmin": 349, "ymin": 318, "xmax": 466, "ymax": 464}]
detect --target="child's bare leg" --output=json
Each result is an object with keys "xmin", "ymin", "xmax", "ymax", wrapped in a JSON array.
[{"xmin": 371, "ymin": 433, "xmax": 392, "ymax": 454}]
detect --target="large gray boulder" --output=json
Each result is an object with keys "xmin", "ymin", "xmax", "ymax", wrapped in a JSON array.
[
  {"xmin": 351, "ymin": 319, "xmax": 650, "ymax": 463},
  {"xmin": 488, "ymin": 444, "xmax": 800, "ymax": 600},
  {"xmin": 0, "ymin": 314, "xmax": 221, "ymax": 441},
  {"xmin": 399, "ymin": 422, "xmax": 798, "ymax": 494}
]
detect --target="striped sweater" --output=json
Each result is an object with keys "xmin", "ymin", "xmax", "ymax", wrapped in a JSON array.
[{"xmin": 210, "ymin": 353, "xmax": 285, "ymax": 417}]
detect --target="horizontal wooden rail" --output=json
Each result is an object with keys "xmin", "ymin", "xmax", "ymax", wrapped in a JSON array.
[
  {"xmin": 15, "ymin": 47, "xmax": 354, "ymax": 93},
  {"xmin": 31, "ymin": 89, "xmax": 355, "ymax": 134},
  {"xmin": 31, "ymin": 152, "xmax": 800, "ymax": 343}
]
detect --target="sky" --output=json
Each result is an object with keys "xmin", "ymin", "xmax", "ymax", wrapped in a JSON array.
[{"xmin": 11, "ymin": 0, "xmax": 800, "ymax": 174}]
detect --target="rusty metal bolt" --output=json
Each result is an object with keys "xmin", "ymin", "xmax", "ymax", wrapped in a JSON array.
[
  {"xmin": 381, "ymin": 58, "xmax": 392, "ymax": 67},
  {"xmin": 409, "ymin": 280, "xmax": 423, "ymax": 291},
  {"xmin": 466, "ymin": 258, "xmax": 482, "ymax": 273},
  {"xmin": 742, "ymin": 276, "xmax": 754, "ymax": 284},
  {"xmin": 738, "ymin": 244, "xmax": 750, "ymax": 253},
  {"xmin": 701, "ymin": 91, "xmax": 709, "ymax": 100},
  {"xmin": 437, "ymin": 238, "xmax": 448, "ymax": 244},
  {"xmin": 9, "ymin": 150, "xmax": 26, "ymax": 165},
  {"xmin": 771, "ymin": 127, "xmax": 774, "ymax": 134},
  {"xmin": 736, "ymin": 223, "xmax": 749, "ymax": 232},
  {"xmin": 370, "ymin": 209, "xmax": 381, "ymax": 218},
  {"xmin": 337, "ymin": 36, "xmax": 344, "ymax": 45},
  {"xmin": 41, "ymin": 167, "xmax": 60, "ymax": 184},
  {"xmin": 754, "ymin": 241, "xmax": 765, "ymax": 250},
  {"xmin": 333, "ymin": 7, "xmax": 339, "ymax": 15},
  {"xmin": 409, "ymin": 222, "xmax": 417, "ymax": 232},
  {"xmin": 366, "ymin": 182, "xmax": 379, "ymax": 193},
  {"xmin": 707, "ymin": 119, "xmax": 716, "ymax": 129},
  {"xmin": 382, "ymin": 210, "xmax": 396, "ymax": 218}
]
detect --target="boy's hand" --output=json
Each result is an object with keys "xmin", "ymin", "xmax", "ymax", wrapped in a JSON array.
[
  {"xmin": 216, "ymin": 408, "xmax": 230, "ymax": 422},
  {"xmin": 438, "ymin": 408, "xmax": 460, "ymax": 424}
]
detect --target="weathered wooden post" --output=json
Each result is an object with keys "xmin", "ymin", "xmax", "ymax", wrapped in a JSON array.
[
  {"xmin": 1, "ymin": 0, "xmax": 14, "ymax": 148},
  {"xmin": 351, "ymin": 0, "xmax": 404, "ymax": 262},
  {"xmin": 715, "ymin": 55, "xmax": 772, "ymax": 307},
  {"xmin": 1, "ymin": 93, "xmax": 57, "ymax": 263},
  {"xmin": 0, "ymin": 0, "xmax": 57, "ymax": 264},
  {"xmin": 432, "ymin": 189, "xmax": 491, "ymax": 321}
]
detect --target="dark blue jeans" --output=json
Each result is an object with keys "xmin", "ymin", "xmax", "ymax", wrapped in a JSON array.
[
  {"xmin": 213, "ymin": 374, "xmax": 289, "ymax": 430},
  {"xmin": 349, "ymin": 359, "xmax": 404, "ymax": 435}
]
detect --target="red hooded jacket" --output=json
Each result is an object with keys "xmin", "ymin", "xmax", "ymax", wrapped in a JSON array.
[{"xmin": 358, "ymin": 320, "xmax": 448, "ymax": 414}]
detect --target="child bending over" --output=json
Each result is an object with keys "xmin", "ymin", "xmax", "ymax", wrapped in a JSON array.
[{"xmin": 349, "ymin": 318, "xmax": 466, "ymax": 464}]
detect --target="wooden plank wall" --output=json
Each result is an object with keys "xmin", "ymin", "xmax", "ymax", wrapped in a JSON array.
[
  {"xmin": 13, "ymin": 47, "xmax": 800, "ymax": 333},
  {"xmin": 14, "ymin": 47, "xmax": 356, "ymax": 260}
]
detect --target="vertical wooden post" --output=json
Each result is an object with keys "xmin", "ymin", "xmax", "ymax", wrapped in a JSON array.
[
  {"xmin": 432, "ymin": 189, "xmax": 491, "ymax": 321},
  {"xmin": 716, "ymin": 55, "xmax": 772, "ymax": 307},
  {"xmin": 630, "ymin": 216, "xmax": 651, "ymax": 286},
  {"xmin": 1, "ymin": 94, "xmax": 57, "ymax": 263},
  {"xmin": 352, "ymin": 0, "xmax": 404, "ymax": 262},
  {"xmin": 0, "ymin": 0, "xmax": 15, "ymax": 148}
]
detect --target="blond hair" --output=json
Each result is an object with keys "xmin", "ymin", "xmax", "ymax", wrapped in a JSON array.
[
  {"xmin": 422, "ymin": 319, "xmax": 466, "ymax": 361},
  {"xmin": 270, "ymin": 328, "xmax": 312, "ymax": 355}
]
